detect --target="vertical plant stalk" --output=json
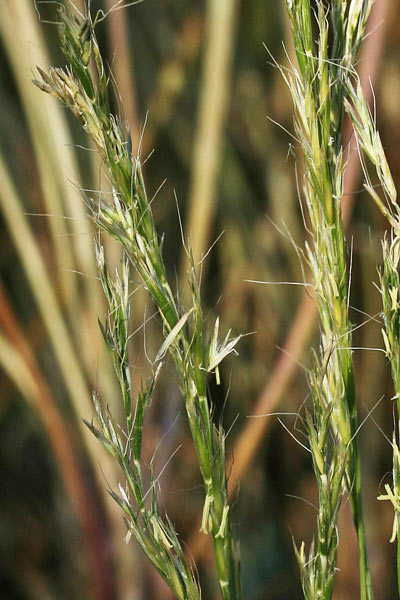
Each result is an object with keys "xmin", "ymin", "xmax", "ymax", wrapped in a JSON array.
[
  {"xmin": 105, "ymin": 0, "xmax": 141, "ymax": 149},
  {"xmin": 0, "ymin": 153, "xmax": 94, "ymax": 433},
  {"xmin": 33, "ymin": 5, "xmax": 242, "ymax": 598},
  {"xmin": 1, "ymin": 0, "xmax": 79, "ymax": 318},
  {"xmin": 284, "ymin": 1, "xmax": 374, "ymax": 597},
  {"xmin": 182, "ymin": 0, "xmax": 238, "ymax": 271}
]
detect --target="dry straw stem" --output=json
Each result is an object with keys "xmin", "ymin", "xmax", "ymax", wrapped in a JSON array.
[
  {"xmin": 0, "ymin": 152, "xmax": 93, "ymax": 427},
  {"xmin": 1, "ymin": 0, "xmax": 96, "ymax": 301},
  {"xmin": 105, "ymin": 0, "xmax": 140, "ymax": 149},
  {"xmin": 182, "ymin": 0, "xmax": 239, "ymax": 271},
  {"xmin": 1, "ymin": 0, "xmax": 79, "ymax": 316},
  {"xmin": 1, "ymin": 0, "xmax": 110, "ymax": 391},
  {"xmin": 33, "ymin": 4, "xmax": 242, "ymax": 598}
]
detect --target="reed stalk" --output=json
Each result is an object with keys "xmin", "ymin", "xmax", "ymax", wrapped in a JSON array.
[{"xmin": 182, "ymin": 0, "xmax": 238, "ymax": 271}]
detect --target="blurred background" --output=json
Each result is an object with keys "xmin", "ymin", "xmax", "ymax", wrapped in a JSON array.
[{"xmin": 1, "ymin": 0, "xmax": 400, "ymax": 598}]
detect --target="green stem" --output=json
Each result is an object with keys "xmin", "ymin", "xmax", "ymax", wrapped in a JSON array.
[
  {"xmin": 349, "ymin": 438, "xmax": 374, "ymax": 600},
  {"xmin": 346, "ymin": 359, "xmax": 374, "ymax": 600}
]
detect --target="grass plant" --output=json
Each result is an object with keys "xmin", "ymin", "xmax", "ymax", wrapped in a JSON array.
[
  {"xmin": 282, "ymin": 1, "xmax": 374, "ymax": 597},
  {"xmin": 284, "ymin": 0, "xmax": 400, "ymax": 598},
  {"xmin": 33, "ymin": 4, "xmax": 242, "ymax": 598}
]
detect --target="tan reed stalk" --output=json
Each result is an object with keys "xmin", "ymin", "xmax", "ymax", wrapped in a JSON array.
[
  {"xmin": 182, "ymin": 0, "xmax": 239, "ymax": 271},
  {"xmin": 105, "ymin": 0, "xmax": 140, "ymax": 149},
  {"xmin": 0, "ymin": 152, "xmax": 93, "ymax": 422},
  {"xmin": 1, "ymin": 0, "xmax": 110, "ymax": 389}
]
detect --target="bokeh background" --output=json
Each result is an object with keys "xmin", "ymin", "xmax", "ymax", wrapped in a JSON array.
[{"xmin": 1, "ymin": 0, "xmax": 400, "ymax": 598}]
